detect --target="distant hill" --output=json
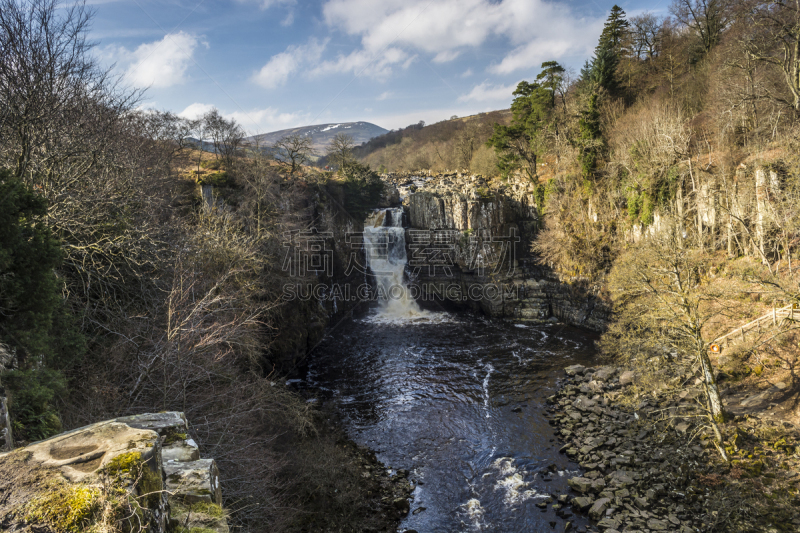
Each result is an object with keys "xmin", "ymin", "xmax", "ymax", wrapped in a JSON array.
[
  {"xmin": 245, "ymin": 121, "xmax": 389, "ymax": 154},
  {"xmin": 351, "ymin": 110, "xmax": 511, "ymax": 175}
]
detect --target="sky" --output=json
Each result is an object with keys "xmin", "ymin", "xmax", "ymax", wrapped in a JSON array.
[{"xmin": 91, "ymin": 0, "xmax": 668, "ymax": 136}]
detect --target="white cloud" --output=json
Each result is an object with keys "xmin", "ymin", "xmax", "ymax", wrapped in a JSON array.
[
  {"xmin": 377, "ymin": 91, "xmax": 393, "ymax": 101},
  {"xmin": 236, "ymin": 0, "xmax": 297, "ymax": 25},
  {"xmin": 321, "ymin": 0, "xmax": 602, "ymax": 75},
  {"xmin": 309, "ymin": 46, "xmax": 409, "ymax": 79},
  {"xmin": 432, "ymin": 50, "xmax": 460, "ymax": 63},
  {"xmin": 458, "ymin": 81, "xmax": 518, "ymax": 103},
  {"xmin": 179, "ymin": 103, "xmax": 312, "ymax": 136},
  {"xmin": 253, "ymin": 39, "xmax": 327, "ymax": 89},
  {"xmin": 113, "ymin": 32, "xmax": 201, "ymax": 88},
  {"xmin": 461, "ymin": 68, "xmax": 474, "ymax": 78},
  {"xmin": 229, "ymin": 107, "xmax": 310, "ymax": 135},
  {"xmin": 236, "ymin": 0, "xmax": 295, "ymax": 9},
  {"xmin": 178, "ymin": 102, "xmax": 215, "ymax": 120}
]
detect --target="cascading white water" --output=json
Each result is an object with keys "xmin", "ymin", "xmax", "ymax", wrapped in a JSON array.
[{"xmin": 363, "ymin": 208, "xmax": 428, "ymax": 319}]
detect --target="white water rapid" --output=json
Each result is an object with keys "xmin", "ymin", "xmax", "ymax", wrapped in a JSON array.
[{"xmin": 363, "ymin": 208, "xmax": 430, "ymax": 321}]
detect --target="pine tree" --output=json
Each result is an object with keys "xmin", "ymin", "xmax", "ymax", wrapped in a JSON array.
[
  {"xmin": 486, "ymin": 61, "xmax": 565, "ymax": 179},
  {"xmin": 578, "ymin": 93, "xmax": 603, "ymax": 181},
  {"xmin": 581, "ymin": 5, "xmax": 629, "ymax": 94},
  {"xmin": 598, "ymin": 5, "xmax": 630, "ymax": 55},
  {"xmin": 588, "ymin": 44, "xmax": 620, "ymax": 93}
]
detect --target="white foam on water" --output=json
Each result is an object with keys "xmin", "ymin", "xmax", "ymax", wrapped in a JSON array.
[
  {"xmin": 461, "ymin": 498, "xmax": 485, "ymax": 530},
  {"xmin": 492, "ymin": 457, "xmax": 516, "ymax": 476},
  {"xmin": 360, "ymin": 310, "xmax": 455, "ymax": 325},
  {"xmin": 491, "ymin": 457, "xmax": 548, "ymax": 505},
  {"xmin": 498, "ymin": 473, "xmax": 528, "ymax": 504},
  {"xmin": 482, "ymin": 364, "xmax": 494, "ymax": 418}
]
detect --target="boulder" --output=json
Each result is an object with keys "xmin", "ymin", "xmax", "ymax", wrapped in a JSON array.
[
  {"xmin": 1, "ymin": 419, "xmax": 167, "ymax": 532},
  {"xmin": 572, "ymin": 496, "xmax": 594, "ymax": 511},
  {"xmin": 565, "ymin": 365, "xmax": 586, "ymax": 376},
  {"xmin": 25, "ymin": 419, "xmax": 162, "ymax": 484},
  {"xmin": 618, "ymin": 371, "xmax": 635, "ymax": 386},
  {"xmin": 596, "ymin": 518, "xmax": 621, "ymax": 530},
  {"xmin": 116, "ymin": 411, "xmax": 188, "ymax": 438},
  {"xmin": 164, "ymin": 458, "xmax": 222, "ymax": 505},
  {"xmin": 163, "ymin": 438, "xmax": 201, "ymax": 463},
  {"xmin": 647, "ymin": 518, "xmax": 669, "ymax": 530},
  {"xmin": 588, "ymin": 497, "xmax": 611, "ymax": 520},
  {"xmin": 592, "ymin": 367, "xmax": 617, "ymax": 382},
  {"xmin": 568, "ymin": 477, "xmax": 593, "ymax": 493}
]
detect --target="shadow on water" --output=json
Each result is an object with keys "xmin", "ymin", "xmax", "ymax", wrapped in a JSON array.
[{"xmin": 296, "ymin": 308, "xmax": 597, "ymax": 532}]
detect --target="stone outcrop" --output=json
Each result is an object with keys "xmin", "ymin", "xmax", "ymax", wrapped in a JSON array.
[
  {"xmin": 0, "ymin": 344, "xmax": 13, "ymax": 452},
  {"xmin": 396, "ymin": 173, "xmax": 611, "ymax": 330},
  {"xmin": 0, "ymin": 411, "xmax": 228, "ymax": 533}
]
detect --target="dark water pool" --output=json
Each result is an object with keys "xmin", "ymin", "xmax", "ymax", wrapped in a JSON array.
[{"xmin": 298, "ymin": 310, "xmax": 596, "ymax": 532}]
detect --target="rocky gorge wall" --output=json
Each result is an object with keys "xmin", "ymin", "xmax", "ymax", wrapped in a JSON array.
[
  {"xmin": 266, "ymin": 183, "xmax": 373, "ymax": 370},
  {"xmin": 383, "ymin": 172, "xmax": 611, "ymax": 331}
]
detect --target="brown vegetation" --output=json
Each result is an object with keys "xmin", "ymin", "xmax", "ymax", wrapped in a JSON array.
[{"xmin": 355, "ymin": 111, "xmax": 510, "ymax": 174}]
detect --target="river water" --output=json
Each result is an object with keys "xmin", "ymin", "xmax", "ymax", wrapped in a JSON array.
[
  {"xmin": 301, "ymin": 312, "xmax": 596, "ymax": 532},
  {"xmin": 296, "ymin": 208, "xmax": 596, "ymax": 531}
]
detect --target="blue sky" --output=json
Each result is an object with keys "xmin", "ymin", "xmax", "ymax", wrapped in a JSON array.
[{"xmin": 92, "ymin": 0, "xmax": 667, "ymax": 135}]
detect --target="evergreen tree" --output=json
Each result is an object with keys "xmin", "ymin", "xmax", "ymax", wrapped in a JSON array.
[
  {"xmin": 598, "ymin": 5, "xmax": 630, "ymax": 54},
  {"xmin": 536, "ymin": 61, "xmax": 566, "ymax": 109},
  {"xmin": 0, "ymin": 170, "xmax": 85, "ymax": 441},
  {"xmin": 581, "ymin": 5, "xmax": 629, "ymax": 94},
  {"xmin": 588, "ymin": 44, "xmax": 620, "ymax": 93},
  {"xmin": 487, "ymin": 61, "xmax": 565, "ymax": 179},
  {"xmin": 577, "ymin": 93, "xmax": 604, "ymax": 182}
]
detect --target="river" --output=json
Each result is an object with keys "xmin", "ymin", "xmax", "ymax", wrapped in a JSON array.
[{"xmin": 295, "ymin": 208, "xmax": 596, "ymax": 532}]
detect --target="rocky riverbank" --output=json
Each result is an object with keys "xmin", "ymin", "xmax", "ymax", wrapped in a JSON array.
[
  {"xmin": 283, "ymin": 407, "xmax": 415, "ymax": 533},
  {"xmin": 546, "ymin": 365, "xmax": 800, "ymax": 533}
]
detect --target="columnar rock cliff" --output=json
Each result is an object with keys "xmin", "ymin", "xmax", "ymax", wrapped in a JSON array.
[{"xmin": 388, "ymin": 172, "xmax": 611, "ymax": 331}]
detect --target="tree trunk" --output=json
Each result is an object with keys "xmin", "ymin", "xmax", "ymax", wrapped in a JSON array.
[{"xmin": 699, "ymin": 348, "xmax": 725, "ymax": 422}]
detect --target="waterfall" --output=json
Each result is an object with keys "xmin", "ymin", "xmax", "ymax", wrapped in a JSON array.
[{"xmin": 363, "ymin": 208, "xmax": 427, "ymax": 319}]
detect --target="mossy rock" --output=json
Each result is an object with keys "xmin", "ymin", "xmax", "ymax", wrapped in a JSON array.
[
  {"xmin": 164, "ymin": 432, "xmax": 189, "ymax": 445},
  {"xmin": 171, "ymin": 500, "xmax": 229, "ymax": 533},
  {"xmin": 197, "ymin": 172, "xmax": 229, "ymax": 187},
  {"xmin": 103, "ymin": 451, "xmax": 163, "ymax": 508},
  {"xmin": 23, "ymin": 480, "xmax": 101, "ymax": 533}
]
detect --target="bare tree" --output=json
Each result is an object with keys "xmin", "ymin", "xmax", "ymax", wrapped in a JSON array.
[
  {"xmin": 235, "ymin": 153, "xmax": 282, "ymax": 238},
  {"xmin": 740, "ymin": 0, "xmax": 800, "ymax": 112},
  {"xmin": 203, "ymin": 108, "xmax": 244, "ymax": 169},
  {"xmin": 631, "ymin": 12, "xmax": 662, "ymax": 60},
  {"xmin": 670, "ymin": 0, "xmax": 732, "ymax": 53},
  {"xmin": 273, "ymin": 134, "xmax": 314, "ymax": 175},
  {"xmin": 600, "ymin": 216, "xmax": 737, "ymax": 457},
  {"xmin": 0, "ymin": 0, "xmax": 141, "ymax": 179},
  {"xmin": 326, "ymin": 133, "xmax": 355, "ymax": 172},
  {"xmin": 454, "ymin": 122, "xmax": 480, "ymax": 169}
]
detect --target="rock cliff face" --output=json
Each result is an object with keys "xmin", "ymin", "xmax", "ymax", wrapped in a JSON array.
[
  {"xmin": 389, "ymin": 172, "xmax": 611, "ymax": 331},
  {"xmin": 0, "ymin": 411, "xmax": 228, "ymax": 533},
  {"xmin": 266, "ymin": 184, "xmax": 372, "ymax": 370}
]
